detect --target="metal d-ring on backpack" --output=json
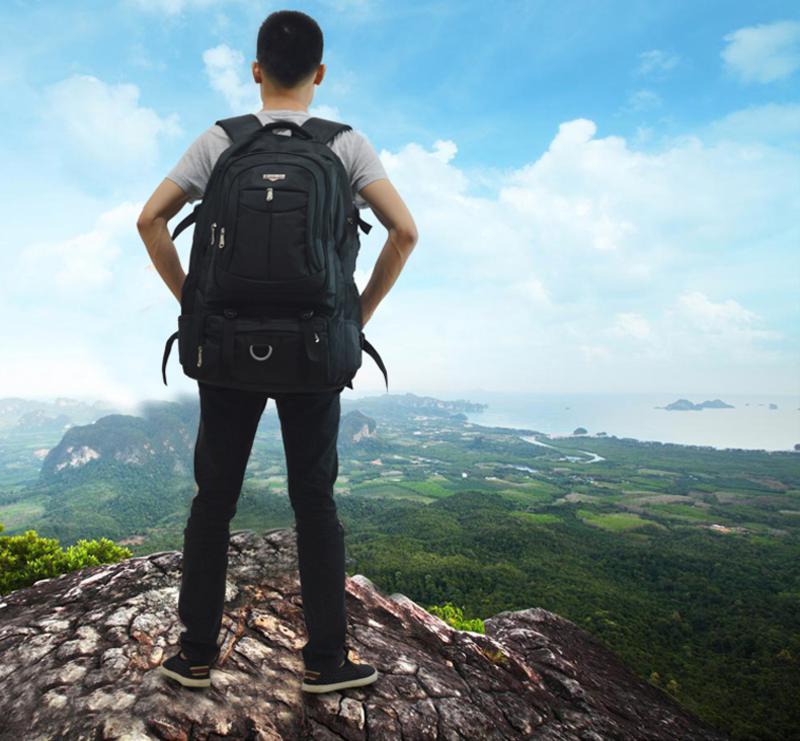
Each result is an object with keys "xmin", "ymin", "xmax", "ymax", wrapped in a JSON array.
[{"xmin": 159, "ymin": 114, "xmax": 389, "ymax": 393}]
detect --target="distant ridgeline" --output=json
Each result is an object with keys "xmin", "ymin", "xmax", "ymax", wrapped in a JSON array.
[
  {"xmin": 0, "ymin": 396, "xmax": 118, "ymax": 432},
  {"xmin": 659, "ymin": 398, "xmax": 736, "ymax": 411},
  {"xmin": 0, "ymin": 392, "xmax": 798, "ymax": 738}
]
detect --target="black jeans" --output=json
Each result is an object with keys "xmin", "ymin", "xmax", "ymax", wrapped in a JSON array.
[{"xmin": 177, "ymin": 380, "xmax": 347, "ymax": 670}]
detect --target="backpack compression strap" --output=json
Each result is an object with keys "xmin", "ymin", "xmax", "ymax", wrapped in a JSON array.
[
  {"xmin": 360, "ymin": 332, "xmax": 389, "ymax": 391},
  {"xmin": 162, "ymin": 330, "xmax": 179, "ymax": 385},
  {"xmin": 170, "ymin": 203, "xmax": 200, "ymax": 241}
]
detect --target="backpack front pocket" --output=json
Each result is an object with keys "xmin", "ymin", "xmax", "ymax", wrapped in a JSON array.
[
  {"xmin": 203, "ymin": 313, "xmax": 329, "ymax": 388},
  {"xmin": 229, "ymin": 187, "xmax": 311, "ymax": 282}
]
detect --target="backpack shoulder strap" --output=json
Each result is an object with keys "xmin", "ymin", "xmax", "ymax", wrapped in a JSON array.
[
  {"xmin": 215, "ymin": 113, "xmax": 263, "ymax": 144},
  {"xmin": 301, "ymin": 117, "xmax": 352, "ymax": 144}
]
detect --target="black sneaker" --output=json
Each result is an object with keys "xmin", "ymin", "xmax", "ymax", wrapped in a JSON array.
[
  {"xmin": 158, "ymin": 649, "xmax": 214, "ymax": 688},
  {"xmin": 301, "ymin": 649, "xmax": 379, "ymax": 694}
]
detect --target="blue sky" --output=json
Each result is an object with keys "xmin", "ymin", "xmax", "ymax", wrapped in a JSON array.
[{"xmin": 1, "ymin": 0, "xmax": 798, "ymax": 406}]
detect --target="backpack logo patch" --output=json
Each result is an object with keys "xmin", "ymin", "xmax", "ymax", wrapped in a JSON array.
[{"xmin": 262, "ymin": 173, "xmax": 286, "ymax": 182}]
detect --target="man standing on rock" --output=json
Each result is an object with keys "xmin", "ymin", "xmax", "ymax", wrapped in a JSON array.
[{"xmin": 136, "ymin": 9, "xmax": 418, "ymax": 692}]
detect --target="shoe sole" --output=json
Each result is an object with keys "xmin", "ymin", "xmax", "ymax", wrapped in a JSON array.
[
  {"xmin": 158, "ymin": 664, "xmax": 211, "ymax": 688},
  {"xmin": 301, "ymin": 668, "xmax": 379, "ymax": 693}
]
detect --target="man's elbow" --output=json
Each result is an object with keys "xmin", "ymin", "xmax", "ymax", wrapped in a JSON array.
[
  {"xmin": 392, "ymin": 223, "xmax": 419, "ymax": 251},
  {"xmin": 136, "ymin": 210, "xmax": 154, "ymax": 235}
]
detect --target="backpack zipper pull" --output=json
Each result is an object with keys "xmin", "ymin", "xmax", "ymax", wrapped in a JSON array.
[
  {"xmin": 219, "ymin": 226, "xmax": 225, "ymax": 249},
  {"xmin": 266, "ymin": 187, "xmax": 274, "ymax": 202},
  {"xmin": 210, "ymin": 222, "xmax": 217, "ymax": 246},
  {"xmin": 197, "ymin": 345, "xmax": 203, "ymax": 368}
]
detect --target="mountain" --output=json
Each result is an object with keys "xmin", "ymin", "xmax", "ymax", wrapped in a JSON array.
[
  {"xmin": 39, "ymin": 405, "xmax": 379, "ymax": 483},
  {"xmin": 359, "ymin": 391, "xmax": 488, "ymax": 417},
  {"xmin": 660, "ymin": 399, "xmax": 735, "ymax": 411},
  {"xmin": 0, "ymin": 528, "xmax": 726, "ymax": 740},
  {"xmin": 39, "ymin": 401, "xmax": 198, "ymax": 483},
  {"xmin": 340, "ymin": 410, "xmax": 378, "ymax": 446}
]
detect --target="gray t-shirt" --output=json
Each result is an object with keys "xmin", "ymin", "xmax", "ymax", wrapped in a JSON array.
[{"xmin": 165, "ymin": 108, "xmax": 387, "ymax": 210}]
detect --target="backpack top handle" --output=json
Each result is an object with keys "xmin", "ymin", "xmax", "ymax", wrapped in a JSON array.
[
  {"xmin": 216, "ymin": 113, "xmax": 353, "ymax": 146},
  {"xmin": 215, "ymin": 114, "xmax": 316, "ymax": 143},
  {"xmin": 216, "ymin": 115, "xmax": 314, "ymax": 144},
  {"xmin": 260, "ymin": 119, "xmax": 314, "ymax": 140}
]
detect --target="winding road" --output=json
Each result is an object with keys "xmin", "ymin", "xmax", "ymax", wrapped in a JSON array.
[{"xmin": 519, "ymin": 434, "xmax": 606, "ymax": 464}]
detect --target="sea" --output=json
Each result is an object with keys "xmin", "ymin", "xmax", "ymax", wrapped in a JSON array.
[{"xmin": 410, "ymin": 391, "xmax": 800, "ymax": 453}]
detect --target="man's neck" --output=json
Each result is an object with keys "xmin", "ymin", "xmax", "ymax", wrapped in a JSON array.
[{"xmin": 260, "ymin": 99, "xmax": 308, "ymax": 112}]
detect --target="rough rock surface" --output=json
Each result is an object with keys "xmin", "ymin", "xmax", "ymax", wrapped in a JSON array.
[{"xmin": 0, "ymin": 528, "xmax": 727, "ymax": 740}]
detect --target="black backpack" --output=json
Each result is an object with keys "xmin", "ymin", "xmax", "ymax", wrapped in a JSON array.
[{"xmin": 160, "ymin": 114, "xmax": 388, "ymax": 394}]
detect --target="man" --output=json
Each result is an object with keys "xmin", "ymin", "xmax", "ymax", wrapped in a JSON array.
[{"xmin": 136, "ymin": 10, "xmax": 418, "ymax": 694}]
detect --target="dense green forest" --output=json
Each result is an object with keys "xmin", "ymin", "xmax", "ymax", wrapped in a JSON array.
[
  {"xmin": 340, "ymin": 491, "xmax": 799, "ymax": 740},
  {"xmin": 109, "ymin": 479, "xmax": 799, "ymax": 740},
  {"xmin": 1, "ymin": 394, "xmax": 798, "ymax": 739}
]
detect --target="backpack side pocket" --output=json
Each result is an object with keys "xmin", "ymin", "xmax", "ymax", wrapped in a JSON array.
[{"xmin": 178, "ymin": 313, "xmax": 222, "ymax": 381}]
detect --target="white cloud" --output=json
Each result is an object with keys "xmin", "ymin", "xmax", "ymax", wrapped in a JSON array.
[
  {"xmin": 202, "ymin": 44, "xmax": 340, "ymax": 117},
  {"xmin": 509, "ymin": 273, "xmax": 552, "ymax": 306},
  {"xmin": 626, "ymin": 89, "xmax": 663, "ymax": 111},
  {"xmin": 721, "ymin": 20, "xmax": 800, "ymax": 84},
  {"xmin": 586, "ymin": 291, "xmax": 784, "ymax": 368},
  {"xmin": 356, "ymin": 108, "xmax": 798, "ymax": 394},
  {"xmin": 1, "ymin": 199, "xmax": 185, "ymax": 405},
  {"xmin": 4, "ymin": 100, "xmax": 798, "ymax": 399},
  {"xmin": 17, "ymin": 203, "xmax": 139, "ymax": 295},
  {"xmin": 309, "ymin": 104, "xmax": 342, "ymax": 120},
  {"xmin": 610, "ymin": 313, "xmax": 653, "ymax": 340},
  {"xmin": 203, "ymin": 44, "xmax": 259, "ymax": 112},
  {"xmin": 44, "ymin": 75, "xmax": 181, "ymax": 168},
  {"xmin": 578, "ymin": 344, "xmax": 613, "ymax": 363},
  {"xmin": 704, "ymin": 102, "xmax": 800, "ymax": 144},
  {"xmin": 0, "ymin": 344, "xmax": 139, "ymax": 408},
  {"xmin": 672, "ymin": 290, "xmax": 777, "ymax": 341},
  {"xmin": 637, "ymin": 49, "xmax": 680, "ymax": 76},
  {"xmin": 431, "ymin": 139, "xmax": 458, "ymax": 163}
]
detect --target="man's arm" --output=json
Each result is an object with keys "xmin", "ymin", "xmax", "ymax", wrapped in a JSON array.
[
  {"xmin": 356, "ymin": 178, "xmax": 418, "ymax": 327},
  {"xmin": 136, "ymin": 178, "xmax": 191, "ymax": 303}
]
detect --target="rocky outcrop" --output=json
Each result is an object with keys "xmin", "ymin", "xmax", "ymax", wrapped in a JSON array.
[
  {"xmin": 0, "ymin": 529, "xmax": 727, "ymax": 740},
  {"xmin": 340, "ymin": 411, "xmax": 377, "ymax": 445}
]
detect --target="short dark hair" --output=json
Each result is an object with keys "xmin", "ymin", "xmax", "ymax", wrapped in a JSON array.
[{"xmin": 256, "ymin": 10, "xmax": 323, "ymax": 89}]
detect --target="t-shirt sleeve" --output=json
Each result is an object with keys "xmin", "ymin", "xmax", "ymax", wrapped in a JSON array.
[
  {"xmin": 332, "ymin": 129, "xmax": 388, "ymax": 210},
  {"xmin": 165, "ymin": 124, "xmax": 230, "ymax": 203}
]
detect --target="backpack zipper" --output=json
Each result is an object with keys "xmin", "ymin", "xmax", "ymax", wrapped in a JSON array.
[
  {"xmin": 197, "ymin": 345, "xmax": 203, "ymax": 368},
  {"xmin": 219, "ymin": 226, "xmax": 225, "ymax": 249},
  {"xmin": 266, "ymin": 187, "xmax": 274, "ymax": 202},
  {"xmin": 210, "ymin": 222, "xmax": 217, "ymax": 247}
]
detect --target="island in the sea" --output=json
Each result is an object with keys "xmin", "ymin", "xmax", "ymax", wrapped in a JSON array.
[{"xmin": 657, "ymin": 398, "xmax": 735, "ymax": 411}]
